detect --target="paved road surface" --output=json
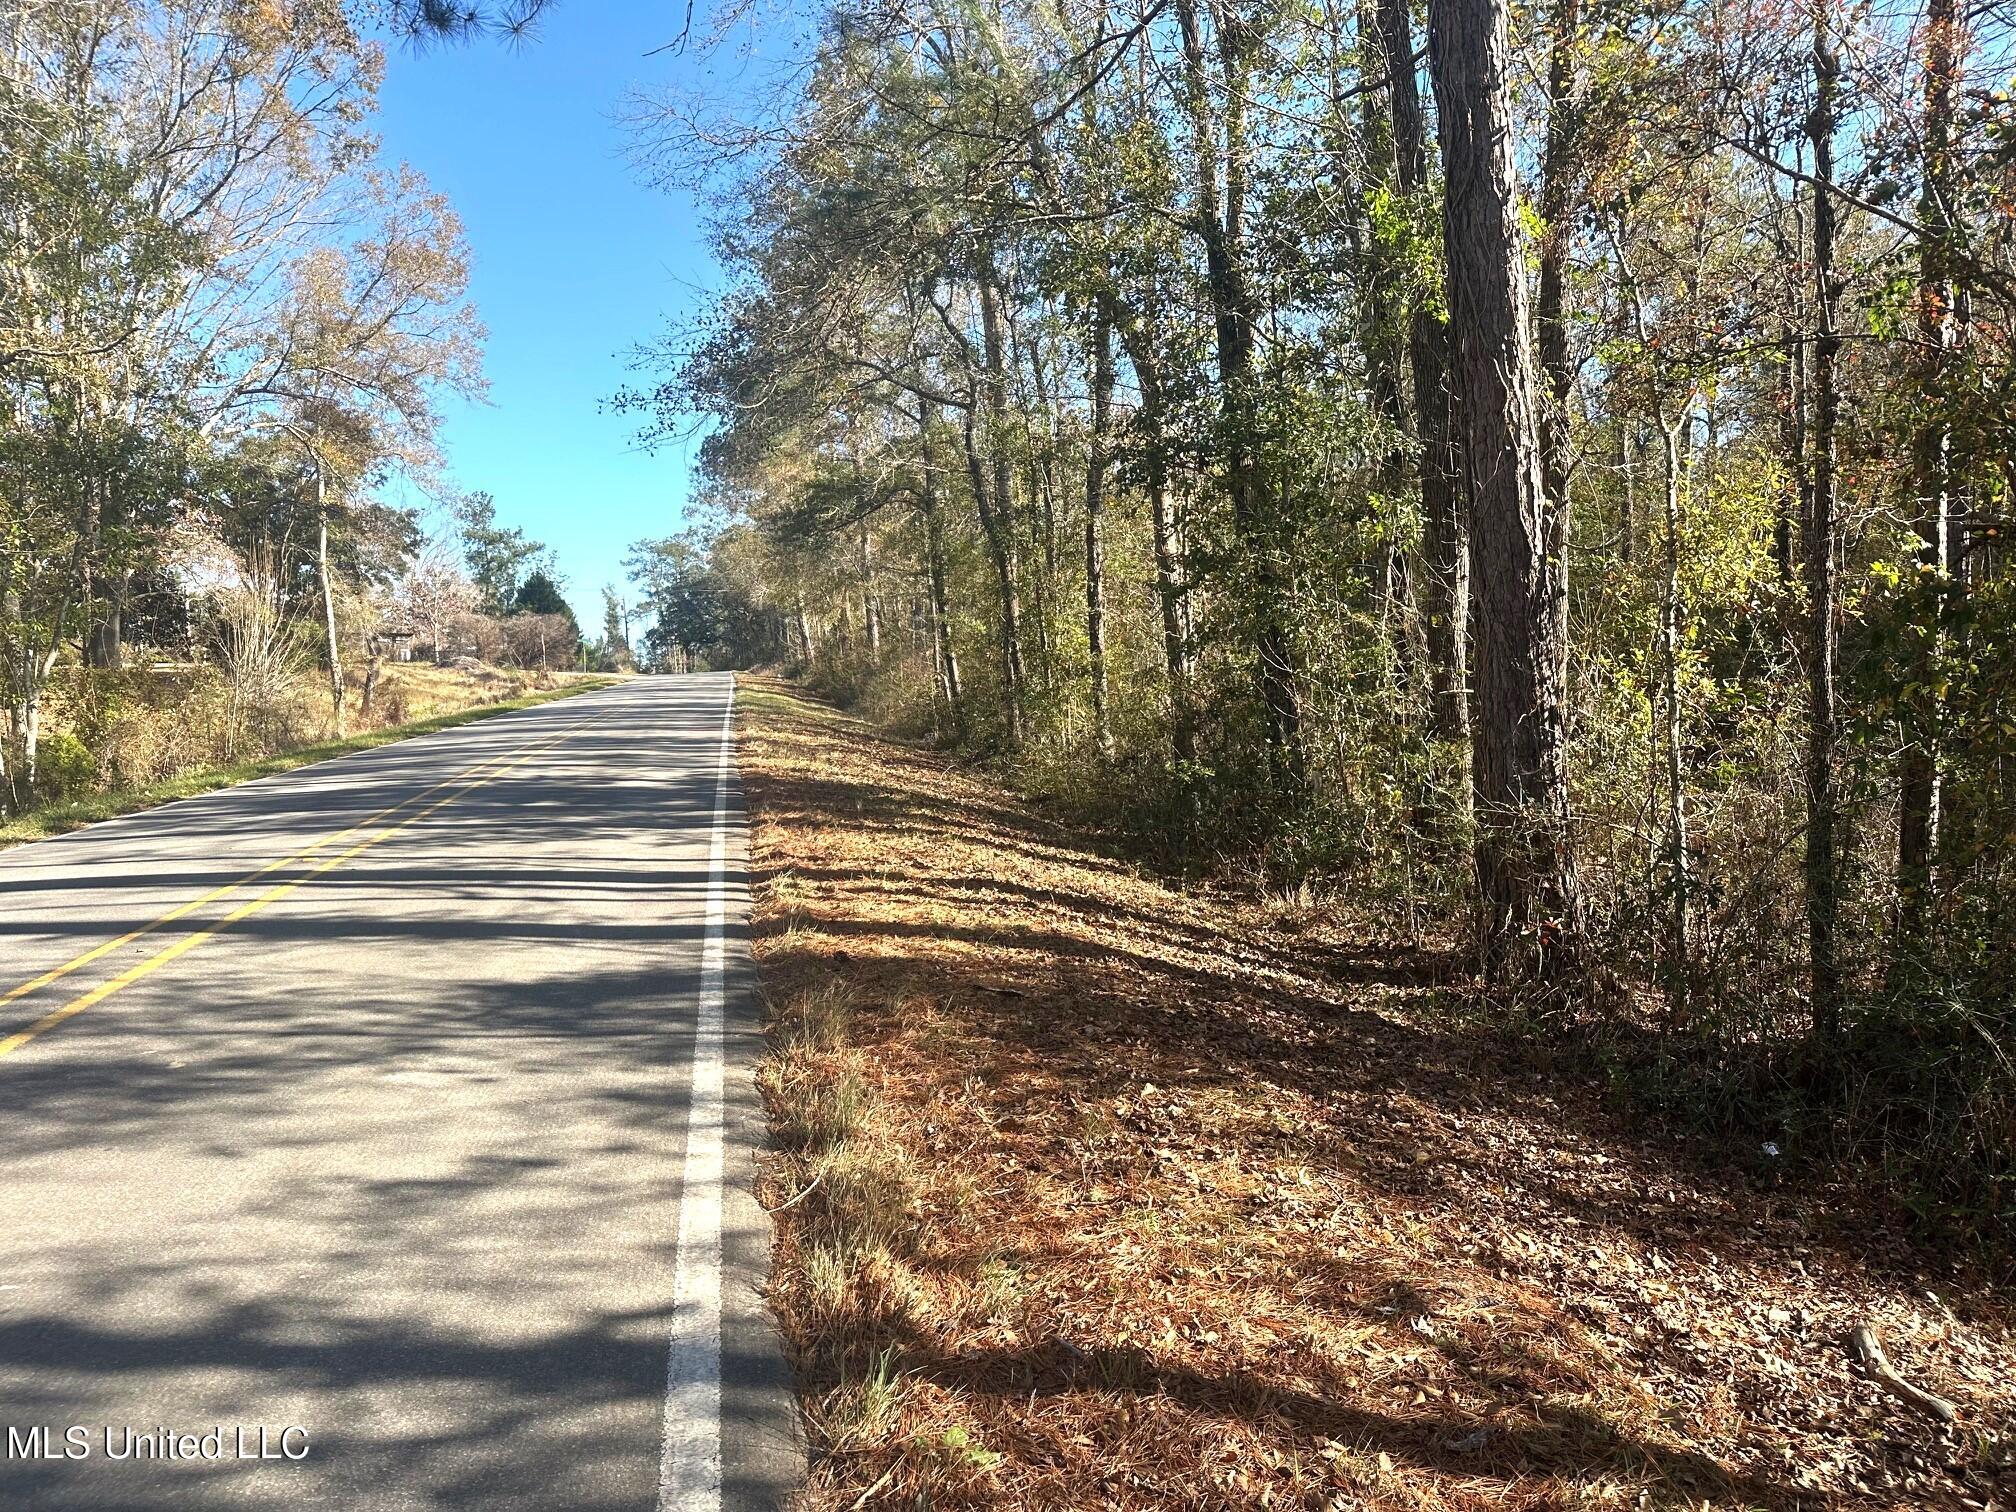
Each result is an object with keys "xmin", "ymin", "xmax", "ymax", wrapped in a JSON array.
[{"xmin": 0, "ymin": 674, "xmax": 799, "ymax": 1510}]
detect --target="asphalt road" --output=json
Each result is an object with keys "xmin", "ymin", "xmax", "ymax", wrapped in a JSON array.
[{"xmin": 0, "ymin": 673, "xmax": 799, "ymax": 1510}]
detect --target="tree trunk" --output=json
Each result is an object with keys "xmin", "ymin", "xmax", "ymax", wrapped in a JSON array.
[
  {"xmin": 1173, "ymin": 0, "xmax": 1303, "ymax": 789},
  {"xmin": 84, "ymin": 577, "xmax": 125, "ymax": 670},
  {"xmin": 1775, "ymin": 318, "xmax": 1801, "ymax": 585},
  {"xmin": 360, "ymin": 633, "xmax": 384, "ymax": 721},
  {"xmin": 1350, "ymin": 0, "xmax": 1415, "ymax": 689},
  {"xmin": 1116, "ymin": 314, "xmax": 1197, "ymax": 770},
  {"xmin": 1656, "ymin": 413, "xmax": 1691, "ymax": 1013},
  {"xmin": 1898, "ymin": 0, "xmax": 1960, "ymax": 931},
  {"xmin": 1428, "ymin": 0, "xmax": 1584, "ymax": 981},
  {"xmin": 1805, "ymin": 10, "xmax": 1844, "ymax": 1041},
  {"xmin": 317, "ymin": 464, "xmax": 346, "ymax": 738},
  {"xmin": 1535, "ymin": 0, "xmax": 1583, "ymax": 537},
  {"xmin": 1085, "ymin": 303, "xmax": 1116, "ymax": 761},
  {"xmin": 963, "ymin": 389, "xmax": 1027, "ymax": 748},
  {"xmin": 859, "ymin": 522, "xmax": 882, "ymax": 660},
  {"xmin": 974, "ymin": 260, "xmax": 1028, "ymax": 747},
  {"xmin": 918, "ymin": 401, "xmax": 965, "ymax": 738},
  {"xmin": 1376, "ymin": 0, "xmax": 1469, "ymax": 745},
  {"xmin": 1023, "ymin": 318, "xmax": 1064, "ymax": 688},
  {"xmin": 1620, "ymin": 423, "xmax": 1638, "ymax": 567}
]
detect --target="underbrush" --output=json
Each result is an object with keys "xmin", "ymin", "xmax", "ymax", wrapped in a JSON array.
[
  {"xmin": 1564, "ymin": 995, "xmax": 2016, "ymax": 1258},
  {"xmin": 785, "ymin": 651, "xmax": 2014, "ymax": 1257},
  {"xmin": 740, "ymin": 675, "xmax": 2015, "ymax": 1511}
]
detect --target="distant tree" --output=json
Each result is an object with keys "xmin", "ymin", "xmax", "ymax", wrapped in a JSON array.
[
  {"xmin": 511, "ymin": 569, "xmax": 570, "ymax": 618},
  {"xmin": 500, "ymin": 612, "xmax": 579, "ymax": 671},
  {"xmin": 456, "ymin": 492, "xmax": 546, "ymax": 614},
  {"xmin": 395, "ymin": 541, "xmax": 478, "ymax": 664},
  {"xmin": 599, "ymin": 586, "xmax": 633, "ymax": 670}
]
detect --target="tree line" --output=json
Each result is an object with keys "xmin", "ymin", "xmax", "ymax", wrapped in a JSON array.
[
  {"xmin": 0, "ymin": 0, "xmax": 633, "ymax": 814},
  {"xmin": 630, "ymin": 0, "xmax": 2016, "ymax": 1230}
]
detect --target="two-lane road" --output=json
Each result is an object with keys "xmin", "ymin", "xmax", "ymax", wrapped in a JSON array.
[{"xmin": 0, "ymin": 674, "xmax": 798, "ymax": 1509}]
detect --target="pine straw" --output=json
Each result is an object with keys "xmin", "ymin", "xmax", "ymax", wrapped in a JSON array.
[{"xmin": 736, "ymin": 677, "xmax": 2014, "ymax": 1511}]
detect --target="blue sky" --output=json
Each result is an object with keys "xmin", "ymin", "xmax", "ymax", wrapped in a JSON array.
[{"xmin": 374, "ymin": 5, "xmax": 723, "ymax": 630}]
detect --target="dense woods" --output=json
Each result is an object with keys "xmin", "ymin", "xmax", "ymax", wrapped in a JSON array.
[{"xmin": 629, "ymin": 0, "xmax": 2016, "ymax": 1238}]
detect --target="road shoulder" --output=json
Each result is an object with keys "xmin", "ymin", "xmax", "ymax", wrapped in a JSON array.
[{"xmin": 733, "ymin": 675, "xmax": 2013, "ymax": 1511}]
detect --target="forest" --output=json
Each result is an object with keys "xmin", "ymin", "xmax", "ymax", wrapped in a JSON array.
[{"xmin": 627, "ymin": 0, "xmax": 2016, "ymax": 1242}]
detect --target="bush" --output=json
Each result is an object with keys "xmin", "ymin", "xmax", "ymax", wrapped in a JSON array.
[
  {"xmin": 35, "ymin": 730, "xmax": 95, "ymax": 800},
  {"xmin": 499, "ymin": 612, "xmax": 579, "ymax": 670}
]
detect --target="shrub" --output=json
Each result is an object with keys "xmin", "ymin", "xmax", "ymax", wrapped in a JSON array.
[{"xmin": 35, "ymin": 730, "xmax": 95, "ymax": 800}]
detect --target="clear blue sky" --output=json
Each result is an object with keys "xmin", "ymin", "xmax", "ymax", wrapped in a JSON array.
[{"xmin": 374, "ymin": 5, "xmax": 721, "ymax": 630}]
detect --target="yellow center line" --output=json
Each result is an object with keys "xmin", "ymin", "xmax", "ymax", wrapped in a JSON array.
[{"xmin": 0, "ymin": 703, "xmax": 612, "ymax": 1057}]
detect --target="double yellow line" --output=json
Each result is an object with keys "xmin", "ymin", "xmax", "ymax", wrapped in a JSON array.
[{"xmin": 0, "ymin": 704, "xmax": 612, "ymax": 1061}]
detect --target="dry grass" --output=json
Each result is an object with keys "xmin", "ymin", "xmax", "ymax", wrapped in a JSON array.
[
  {"xmin": 4, "ymin": 666, "xmax": 616, "ymax": 848},
  {"xmin": 736, "ymin": 677, "xmax": 2015, "ymax": 1511}
]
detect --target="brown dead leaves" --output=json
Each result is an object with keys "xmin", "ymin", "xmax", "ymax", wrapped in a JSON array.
[{"xmin": 736, "ymin": 679, "xmax": 2014, "ymax": 1511}]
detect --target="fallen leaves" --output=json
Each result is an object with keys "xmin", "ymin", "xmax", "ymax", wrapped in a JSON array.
[{"xmin": 737, "ymin": 679, "xmax": 2015, "ymax": 1511}]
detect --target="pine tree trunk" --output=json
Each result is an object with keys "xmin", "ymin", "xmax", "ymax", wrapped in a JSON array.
[
  {"xmin": 1428, "ymin": 0, "xmax": 1584, "ymax": 982},
  {"xmin": 1535, "ymin": 0, "xmax": 1583, "ymax": 539},
  {"xmin": 1376, "ymin": 0, "xmax": 1469, "ymax": 746}
]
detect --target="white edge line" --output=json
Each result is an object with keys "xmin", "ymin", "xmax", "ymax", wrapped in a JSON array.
[{"xmin": 659, "ymin": 672, "xmax": 736, "ymax": 1511}]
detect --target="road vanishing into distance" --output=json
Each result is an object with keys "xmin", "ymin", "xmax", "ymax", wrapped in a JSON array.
[{"xmin": 0, "ymin": 675, "xmax": 799, "ymax": 1511}]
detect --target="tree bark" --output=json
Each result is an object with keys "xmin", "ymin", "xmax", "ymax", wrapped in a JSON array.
[
  {"xmin": 84, "ymin": 573, "xmax": 125, "ymax": 670},
  {"xmin": 1375, "ymin": 0, "xmax": 1469, "ymax": 745},
  {"xmin": 793, "ymin": 596, "xmax": 814, "ymax": 667},
  {"xmin": 918, "ymin": 400, "xmax": 965, "ymax": 738},
  {"xmin": 317, "ymin": 462, "xmax": 346, "ymax": 738},
  {"xmin": 1806, "ymin": 9, "xmax": 1844, "ymax": 1041},
  {"xmin": 1535, "ymin": 0, "xmax": 1584, "ymax": 544},
  {"xmin": 360, "ymin": 633, "xmax": 384, "ymax": 721},
  {"xmin": 1084, "ymin": 303, "xmax": 1116, "ymax": 760},
  {"xmin": 973, "ymin": 258, "xmax": 1028, "ymax": 747},
  {"xmin": 859, "ymin": 521, "xmax": 882, "ymax": 660},
  {"xmin": 1114, "ymin": 311, "xmax": 1197, "ymax": 770},
  {"xmin": 1898, "ymin": 0, "xmax": 1960, "ymax": 930},
  {"xmin": 1656, "ymin": 412, "xmax": 1691, "ymax": 1011},
  {"xmin": 1428, "ymin": 0, "xmax": 1584, "ymax": 981},
  {"xmin": 1173, "ymin": 0, "xmax": 1304, "ymax": 789}
]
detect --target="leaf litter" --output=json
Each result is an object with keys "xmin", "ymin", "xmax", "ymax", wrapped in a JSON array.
[{"xmin": 737, "ymin": 679, "xmax": 2014, "ymax": 1511}]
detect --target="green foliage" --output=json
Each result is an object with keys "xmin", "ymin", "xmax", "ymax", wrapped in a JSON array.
[
  {"xmin": 457, "ymin": 492, "xmax": 549, "ymax": 615},
  {"xmin": 615, "ymin": 0, "xmax": 2016, "ymax": 1248},
  {"xmin": 34, "ymin": 731, "xmax": 95, "ymax": 801},
  {"xmin": 510, "ymin": 569, "xmax": 571, "ymax": 619}
]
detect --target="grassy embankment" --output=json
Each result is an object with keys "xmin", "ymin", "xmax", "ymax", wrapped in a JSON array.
[
  {"xmin": 736, "ymin": 675, "xmax": 2012, "ymax": 1512},
  {"xmin": 1, "ymin": 665, "xmax": 618, "ymax": 850}
]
